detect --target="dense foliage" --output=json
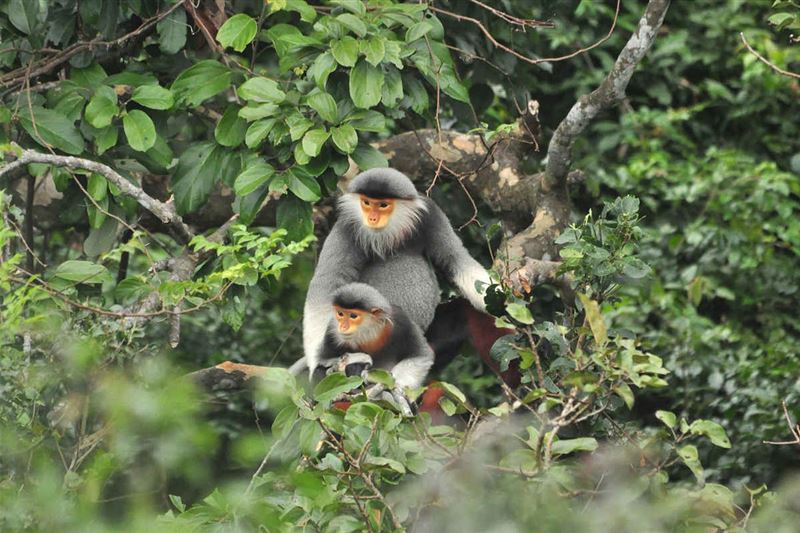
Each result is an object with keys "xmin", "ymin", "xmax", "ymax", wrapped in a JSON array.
[{"xmin": 1, "ymin": 0, "xmax": 799, "ymax": 530}]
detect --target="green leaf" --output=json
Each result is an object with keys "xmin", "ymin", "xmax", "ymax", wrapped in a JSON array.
[
  {"xmin": 157, "ymin": 7, "xmax": 187, "ymax": 54},
  {"xmin": 234, "ymin": 162, "xmax": 275, "ymax": 196},
  {"xmin": 94, "ymin": 126, "xmax": 118, "ymax": 155},
  {"xmin": 351, "ymin": 143, "xmax": 388, "ymax": 170},
  {"xmin": 551, "ymin": 437, "xmax": 598, "ymax": 456},
  {"xmin": 85, "ymin": 86, "xmax": 118, "ymax": 128},
  {"xmin": 506, "ymin": 302, "xmax": 534, "ymax": 325},
  {"xmin": 613, "ymin": 383, "xmax": 635, "ymax": 409},
  {"xmin": 8, "ymin": 0, "xmax": 41, "ymax": 35},
  {"xmin": 362, "ymin": 37, "xmax": 386, "ymax": 66},
  {"xmin": 314, "ymin": 373, "xmax": 363, "ymax": 402},
  {"xmin": 238, "ymin": 103, "xmax": 279, "ymax": 121},
  {"xmin": 405, "ymin": 21, "xmax": 432, "ymax": 42},
  {"xmin": 336, "ymin": 13, "xmax": 367, "ymax": 37},
  {"xmin": 287, "ymin": 113, "xmax": 314, "ymax": 141},
  {"xmin": 332, "ymin": 36, "xmax": 359, "ymax": 67},
  {"xmin": 276, "ymin": 195, "xmax": 313, "ymax": 240},
  {"xmin": 330, "ymin": 0, "xmax": 365, "ymax": 15},
  {"xmin": 381, "ymin": 66, "xmax": 403, "ymax": 107},
  {"xmin": 172, "ymin": 143, "xmax": 227, "ymax": 215},
  {"xmin": 331, "ymin": 124, "xmax": 358, "ymax": 154},
  {"xmin": 122, "ymin": 110, "xmax": 156, "ymax": 152},
  {"xmin": 678, "ymin": 444, "xmax": 704, "ymax": 482},
  {"xmin": 301, "ymin": 128, "xmax": 330, "ymax": 158},
  {"xmin": 88, "ymin": 173, "xmax": 107, "ymax": 202},
  {"xmin": 288, "ymin": 168, "xmax": 322, "ymax": 201},
  {"xmin": 84, "ymin": 217, "xmax": 118, "ymax": 258},
  {"xmin": 656, "ymin": 410, "xmax": 677, "ymax": 429},
  {"xmin": 216, "ymin": 13, "xmax": 257, "ymax": 52},
  {"xmin": 346, "ymin": 110, "xmax": 386, "ymax": 132},
  {"xmin": 131, "ymin": 85, "xmax": 174, "ymax": 110},
  {"xmin": 308, "ymin": 51, "xmax": 337, "ymax": 89},
  {"xmin": 52, "ymin": 260, "xmax": 109, "ymax": 284},
  {"xmin": 237, "ymin": 185, "xmax": 269, "ymax": 226},
  {"xmin": 171, "ymin": 60, "xmax": 231, "ymax": 106},
  {"xmin": 214, "ymin": 105, "xmax": 247, "ymax": 147},
  {"xmin": 245, "ymin": 119, "xmax": 276, "ymax": 149},
  {"xmin": 349, "ymin": 60, "xmax": 384, "ymax": 109},
  {"xmin": 578, "ymin": 293, "xmax": 608, "ymax": 346},
  {"xmin": 365, "ymin": 369, "xmax": 395, "ymax": 388},
  {"xmin": 689, "ymin": 420, "xmax": 732, "ymax": 448},
  {"xmin": 238, "ymin": 77, "xmax": 286, "ymax": 103},
  {"xmin": 306, "ymin": 91, "xmax": 338, "ymax": 123},
  {"xmin": 18, "ymin": 106, "xmax": 84, "ymax": 155}
]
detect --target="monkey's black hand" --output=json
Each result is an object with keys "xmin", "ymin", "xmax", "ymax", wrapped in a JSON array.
[{"xmin": 333, "ymin": 352, "xmax": 373, "ymax": 379}]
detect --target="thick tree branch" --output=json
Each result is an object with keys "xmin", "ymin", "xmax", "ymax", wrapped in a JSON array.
[
  {"xmin": 545, "ymin": 0, "xmax": 671, "ymax": 185},
  {"xmin": 1, "ymin": 149, "xmax": 193, "ymax": 243}
]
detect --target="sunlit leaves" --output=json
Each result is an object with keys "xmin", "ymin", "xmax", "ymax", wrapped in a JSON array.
[
  {"xmin": 332, "ymin": 36, "xmax": 359, "ymax": 67},
  {"xmin": 234, "ymin": 162, "xmax": 275, "ymax": 196},
  {"xmin": 131, "ymin": 85, "xmax": 175, "ymax": 110},
  {"xmin": 349, "ymin": 60, "xmax": 384, "ymax": 108},
  {"xmin": 331, "ymin": 124, "xmax": 357, "ymax": 154},
  {"xmin": 306, "ymin": 91, "xmax": 338, "ymax": 123},
  {"xmin": 238, "ymin": 77, "xmax": 287, "ymax": 103},
  {"xmin": 216, "ymin": 14, "xmax": 257, "ymax": 52}
]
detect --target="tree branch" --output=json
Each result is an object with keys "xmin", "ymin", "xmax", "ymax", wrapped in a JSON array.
[
  {"xmin": 545, "ymin": 0, "xmax": 671, "ymax": 185},
  {"xmin": 1, "ymin": 149, "xmax": 193, "ymax": 243}
]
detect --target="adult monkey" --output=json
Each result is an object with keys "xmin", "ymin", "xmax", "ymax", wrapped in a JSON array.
[{"xmin": 300, "ymin": 168, "xmax": 494, "ymax": 378}]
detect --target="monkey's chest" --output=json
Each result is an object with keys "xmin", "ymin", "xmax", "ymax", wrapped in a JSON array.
[{"xmin": 360, "ymin": 253, "xmax": 439, "ymax": 331}]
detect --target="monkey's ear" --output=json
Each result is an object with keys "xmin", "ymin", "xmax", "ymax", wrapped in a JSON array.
[{"xmin": 370, "ymin": 307, "xmax": 385, "ymax": 317}]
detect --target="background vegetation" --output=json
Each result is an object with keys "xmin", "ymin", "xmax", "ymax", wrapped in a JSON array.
[{"xmin": 1, "ymin": 0, "xmax": 799, "ymax": 530}]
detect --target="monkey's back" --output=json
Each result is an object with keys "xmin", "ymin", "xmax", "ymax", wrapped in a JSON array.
[{"xmin": 360, "ymin": 251, "xmax": 438, "ymax": 331}]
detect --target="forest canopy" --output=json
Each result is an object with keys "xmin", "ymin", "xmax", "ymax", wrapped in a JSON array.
[{"xmin": 1, "ymin": 0, "xmax": 800, "ymax": 531}]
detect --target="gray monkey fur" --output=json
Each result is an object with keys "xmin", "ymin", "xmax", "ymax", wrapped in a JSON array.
[
  {"xmin": 317, "ymin": 282, "xmax": 434, "ymax": 390},
  {"xmin": 301, "ymin": 168, "xmax": 491, "ymax": 379}
]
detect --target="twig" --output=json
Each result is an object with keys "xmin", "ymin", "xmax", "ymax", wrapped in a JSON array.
[
  {"xmin": 430, "ymin": 0, "xmax": 620, "ymax": 66},
  {"xmin": 740, "ymin": 32, "xmax": 800, "ymax": 80},
  {"xmin": 0, "ymin": 2, "xmax": 184, "ymax": 90}
]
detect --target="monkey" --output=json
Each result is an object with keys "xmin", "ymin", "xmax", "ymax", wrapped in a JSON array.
[
  {"xmin": 301, "ymin": 168, "xmax": 492, "ymax": 378},
  {"xmin": 318, "ymin": 282, "xmax": 434, "ymax": 393}
]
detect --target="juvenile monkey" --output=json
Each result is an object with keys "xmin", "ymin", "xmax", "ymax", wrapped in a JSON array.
[
  {"xmin": 319, "ymin": 283, "xmax": 434, "ymax": 392},
  {"xmin": 301, "ymin": 169, "xmax": 491, "ymax": 377}
]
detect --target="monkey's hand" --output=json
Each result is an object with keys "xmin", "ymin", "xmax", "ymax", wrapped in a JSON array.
[
  {"xmin": 365, "ymin": 383, "xmax": 414, "ymax": 417},
  {"xmin": 330, "ymin": 352, "xmax": 373, "ymax": 379}
]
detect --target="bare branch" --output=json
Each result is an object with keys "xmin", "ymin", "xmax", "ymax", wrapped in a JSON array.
[
  {"xmin": 1, "ymin": 149, "xmax": 193, "ymax": 243},
  {"xmin": 545, "ymin": 0, "xmax": 671, "ymax": 185},
  {"xmin": 740, "ymin": 32, "xmax": 800, "ymax": 80}
]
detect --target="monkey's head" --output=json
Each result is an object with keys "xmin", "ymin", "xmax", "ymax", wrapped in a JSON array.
[
  {"xmin": 331, "ymin": 283, "xmax": 393, "ymax": 347},
  {"xmin": 338, "ymin": 169, "xmax": 428, "ymax": 257}
]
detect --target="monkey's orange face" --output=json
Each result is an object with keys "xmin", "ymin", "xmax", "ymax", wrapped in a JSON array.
[
  {"xmin": 359, "ymin": 195, "xmax": 395, "ymax": 229},
  {"xmin": 333, "ymin": 305, "xmax": 366, "ymax": 335}
]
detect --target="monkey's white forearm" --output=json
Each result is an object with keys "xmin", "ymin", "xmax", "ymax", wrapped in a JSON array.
[
  {"xmin": 390, "ymin": 348, "xmax": 434, "ymax": 390},
  {"xmin": 302, "ymin": 301, "xmax": 330, "ymax": 375},
  {"xmin": 453, "ymin": 259, "xmax": 491, "ymax": 312}
]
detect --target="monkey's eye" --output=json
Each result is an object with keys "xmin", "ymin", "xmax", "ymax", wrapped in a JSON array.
[
  {"xmin": 337, "ymin": 311, "xmax": 344, "ymax": 317},
  {"xmin": 350, "ymin": 313, "xmax": 358, "ymax": 319},
  {"xmin": 362, "ymin": 199, "xmax": 369, "ymax": 206},
  {"xmin": 379, "ymin": 202, "xmax": 389, "ymax": 209}
]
